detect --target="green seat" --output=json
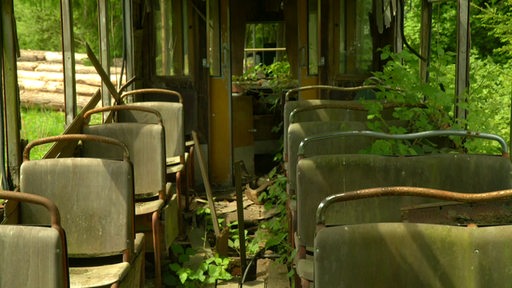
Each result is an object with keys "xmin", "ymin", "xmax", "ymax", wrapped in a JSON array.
[
  {"xmin": 295, "ymin": 131, "xmax": 512, "ymax": 284},
  {"xmin": 83, "ymin": 106, "xmax": 170, "ymax": 288},
  {"xmin": 19, "ymin": 134, "xmax": 145, "ymax": 288},
  {"xmin": 315, "ymin": 187, "xmax": 512, "ymax": 287},
  {"xmin": 0, "ymin": 191, "xmax": 68, "ymax": 288}
]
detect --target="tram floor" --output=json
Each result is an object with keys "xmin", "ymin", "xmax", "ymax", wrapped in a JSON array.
[
  {"xmin": 143, "ymin": 257, "xmax": 289, "ymax": 287},
  {"xmin": 142, "ymin": 187, "xmax": 290, "ymax": 288}
]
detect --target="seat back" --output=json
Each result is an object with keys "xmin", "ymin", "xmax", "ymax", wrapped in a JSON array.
[
  {"xmin": 296, "ymin": 131, "xmax": 512, "ymax": 248},
  {"xmin": 283, "ymin": 99, "xmax": 365, "ymax": 161},
  {"xmin": 0, "ymin": 191, "xmax": 68, "ymax": 288},
  {"xmin": 83, "ymin": 106, "xmax": 166, "ymax": 200},
  {"xmin": 283, "ymin": 99, "xmax": 397, "ymax": 164},
  {"xmin": 118, "ymin": 102, "xmax": 185, "ymax": 162},
  {"xmin": 120, "ymin": 88, "xmax": 185, "ymax": 163},
  {"xmin": 314, "ymin": 187, "xmax": 512, "ymax": 287},
  {"xmin": 19, "ymin": 135, "xmax": 135, "ymax": 259},
  {"xmin": 286, "ymin": 121, "xmax": 369, "ymax": 194}
]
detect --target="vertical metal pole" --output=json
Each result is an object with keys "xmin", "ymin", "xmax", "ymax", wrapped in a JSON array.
[
  {"xmin": 455, "ymin": 0, "xmax": 470, "ymax": 122},
  {"xmin": 60, "ymin": 0, "xmax": 77, "ymax": 126},
  {"xmin": 1, "ymin": 0, "xmax": 20, "ymax": 189},
  {"xmin": 123, "ymin": 0, "xmax": 134, "ymax": 88},
  {"xmin": 0, "ymin": 3, "xmax": 7, "ymax": 190},
  {"xmin": 98, "ymin": 0, "xmax": 111, "ymax": 110},
  {"xmin": 234, "ymin": 161, "xmax": 247, "ymax": 285}
]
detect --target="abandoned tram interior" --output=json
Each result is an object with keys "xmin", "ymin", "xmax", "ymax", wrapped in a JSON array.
[{"xmin": 2, "ymin": 0, "xmax": 512, "ymax": 287}]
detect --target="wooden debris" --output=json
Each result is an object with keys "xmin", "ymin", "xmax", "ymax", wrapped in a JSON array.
[{"xmin": 245, "ymin": 180, "xmax": 274, "ymax": 205}]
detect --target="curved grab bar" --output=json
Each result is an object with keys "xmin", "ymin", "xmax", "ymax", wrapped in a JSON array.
[
  {"xmin": 285, "ymin": 85, "xmax": 381, "ymax": 101},
  {"xmin": 120, "ymin": 88, "xmax": 183, "ymax": 103},
  {"xmin": 83, "ymin": 105, "xmax": 164, "ymax": 126},
  {"xmin": 0, "ymin": 190, "xmax": 69, "ymax": 287},
  {"xmin": 316, "ymin": 186, "xmax": 512, "ymax": 227},
  {"xmin": 23, "ymin": 134, "xmax": 130, "ymax": 162},
  {"xmin": 0, "ymin": 191, "xmax": 61, "ymax": 229},
  {"xmin": 298, "ymin": 130, "xmax": 509, "ymax": 157},
  {"xmin": 288, "ymin": 102, "xmax": 416, "ymax": 124}
]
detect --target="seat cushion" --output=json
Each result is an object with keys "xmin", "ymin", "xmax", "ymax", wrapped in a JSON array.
[{"xmin": 0, "ymin": 225, "xmax": 66, "ymax": 287}]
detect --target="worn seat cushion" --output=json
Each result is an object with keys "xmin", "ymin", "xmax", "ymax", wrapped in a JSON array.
[
  {"xmin": 83, "ymin": 123, "xmax": 166, "ymax": 199},
  {"xmin": 315, "ymin": 223, "xmax": 512, "ymax": 287},
  {"xmin": 286, "ymin": 121, "xmax": 368, "ymax": 193},
  {"xmin": 118, "ymin": 102, "xmax": 185, "ymax": 161},
  {"xmin": 296, "ymin": 154, "xmax": 512, "ymax": 248},
  {"xmin": 20, "ymin": 158, "xmax": 134, "ymax": 257},
  {"xmin": 0, "ymin": 225, "xmax": 66, "ymax": 287}
]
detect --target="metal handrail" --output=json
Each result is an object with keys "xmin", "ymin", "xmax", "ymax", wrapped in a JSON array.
[
  {"xmin": 120, "ymin": 88, "xmax": 183, "ymax": 103},
  {"xmin": 285, "ymin": 85, "xmax": 381, "ymax": 101},
  {"xmin": 84, "ymin": 104, "xmax": 164, "ymax": 126},
  {"xmin": 298, "ymin": 130, "xmax": 509, "ymax": 157},
  {"xmin": 316, "ymin": 186, "xmax": 512, "ymax": 227},
  {"xmin": 23, "ymin": 134, "xmax": 130, "ymax": 162}
]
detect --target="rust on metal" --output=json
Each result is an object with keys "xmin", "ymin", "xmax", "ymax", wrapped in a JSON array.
[{"xmin": 23, "ymin": 134, "xmax": 130, "ymax": 162}]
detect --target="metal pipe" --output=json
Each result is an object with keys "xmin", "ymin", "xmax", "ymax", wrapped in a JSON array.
[
  {"xmin": 316, "ymin": 186, "xmax": 512, "ymax": 227},
  {"xmin": 298, "ymin": 130, "xmax": 509, "ymax": 157},
  {"xmin": 234, "ymin": 161, "xmax": 246, "ymax": 287}
]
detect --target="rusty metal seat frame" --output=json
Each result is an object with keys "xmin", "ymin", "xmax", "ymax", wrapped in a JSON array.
[
  {"xmin": 83, "ymin": 106, "xmax": 168, "ymax": 288},
  {"xmin": 315, "ymin": 187, "xmax": 512, "ymax": 287},
  {"xmin": 294, "ymin": 130, "xmax": 511, "ymax": 286},
  {"xmin": 0, "ymin": 191, "xmax": 68, "ymax": 288},
  {"xmin": 118, "ymin": 89, "xmax": 190, "ymax": 237},
  {"xmin": 20, "ymin": 134, "xmax": 144, "ymax": 288},
  {"xmin": 119, "ymin": 88, "xmax": 189, "ymax": 195}
]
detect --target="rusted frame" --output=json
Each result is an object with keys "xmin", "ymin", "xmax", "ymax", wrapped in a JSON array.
[
  {"xmin": 0, "ymin": 190, "xmax": 69, "ymax": 288},
  {"xmin": 298, "ymin": 129, "xmax": 509, "ymax": 158},
  {"xmin": 284, "ymin": 84, "xmax": 380, "ymax": 101},
  {"xmin": 316, "ymin": 186, "xmax": 512, "ymax": 228},
  {"xmin": 25, "ymin": 134, "xmax": 130, "ymax": 162}
]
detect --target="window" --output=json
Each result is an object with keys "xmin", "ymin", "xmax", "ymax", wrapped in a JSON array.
[
  {"xmin": 243, "ymin": 22, "xmax": 286, "ymax": 73},
  {"xmin": 308, "ymin": 0, "xmax": 319, "ymax": 75},
  {"xmin": 339, "ymin": 0, "xmax": 373, "ymax": 74},
  {"xmin": 155, "ymin": 0, "xmax": 189, "ymax": 76}
]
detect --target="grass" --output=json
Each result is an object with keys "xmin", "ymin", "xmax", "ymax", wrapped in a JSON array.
[
  {"xmin": 20, "ymin": 107, "xmax": 109, "ymax": 159},
  {"xmin": 21, "ymin": 107, "xmax": 66, "ymax": 160}
]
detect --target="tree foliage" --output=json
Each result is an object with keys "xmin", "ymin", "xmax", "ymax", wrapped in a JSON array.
[{"xmin": 14, "ymin": 0, "xmax": 123, "ymax": 56}]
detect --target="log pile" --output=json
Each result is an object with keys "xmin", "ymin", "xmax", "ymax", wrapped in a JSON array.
[{"xmin": 17, "ymin": 50, "xmax": 122, "ymax": 111}]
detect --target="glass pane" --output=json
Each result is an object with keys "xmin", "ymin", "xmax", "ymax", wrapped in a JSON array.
[
  {"xmin": 243, "ymin": 23, "xmax": 286, "ymax": 72},
  {"xmin": 339, "ymin": 0, "xmax": 373, "ymax": 74},
  {"xmin": 308, "ymin": 0, "xmax": 319, "ymax": 75},
  {"xmin": 155, "ymin": 0, "xmax": 189, "ymax": 76},
  {"xmin": 355, "ymin": 1, "xmax": 373, "ymax": 72}
]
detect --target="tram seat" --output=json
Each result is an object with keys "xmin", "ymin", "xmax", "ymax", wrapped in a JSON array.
[
  {"xmin": 287, "ymin": 121, "xmax": 368, "ymax": 195},
  {"xmin": 283, "ymin": 99, "xmax": 367, "ymax": 163},
  {"xmin": 118, "ymin": 88, "xmax": 191, "ymax": 205},
  {"xmin": 0, "ymin": 191, "xmax": 68, "ymax": 288},
  {"xmin": 295, "ymin": 132, "xmax": 512, "ymax": 285},
  {"xmin": 282, "ymin": 84, "xmax": 396, "ymax": 164},
  {"xmin": 314, "ymin": 187, "xmax": 512, "ymax": 287},
  {"xmin": 82, "ymin": 106, "xmax": 171, "ymax": 288},
  {"xmin": 286, "ymin": 121, "xmax": 406, "ymax": 250},
  {"xmin": 19, "ymin": 134, "xmax": 145, "ymax": 288}
]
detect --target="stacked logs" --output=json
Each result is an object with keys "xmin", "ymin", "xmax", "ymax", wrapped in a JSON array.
[{"xmin": 17, "ymin": 50, "xmax": 122, "ymax": 111}]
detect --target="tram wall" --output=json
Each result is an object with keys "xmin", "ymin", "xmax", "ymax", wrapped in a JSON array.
[{"xmin": 17, "ymin": 50, "xmax": 123, "ymax": 111}]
